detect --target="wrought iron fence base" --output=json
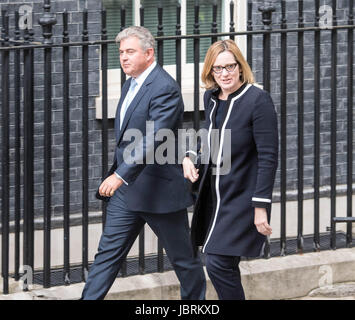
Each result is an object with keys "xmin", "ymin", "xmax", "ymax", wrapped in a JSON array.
[{"xmin": 9, "ymin": 231, "xmax": 349, "ymax": 289}]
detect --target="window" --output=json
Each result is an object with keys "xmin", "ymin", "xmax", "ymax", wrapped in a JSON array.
[
  {"xmin": 103, "ymin": 0, "xmax": 223, "ymax": 68},
  {"xmin": 186, "ymin": 0, "xmax": 222, "ymax": 63},
  {"xmin": 140, "ymin": 0, "xmax": 177, "ymax": 65},
  {"xmin": 97, "ymin": 0, "xmax": 247, "ymax": 118},
  {"xmin": 102, "ymin": 0, "xmax": 133, "ymax": 69}
]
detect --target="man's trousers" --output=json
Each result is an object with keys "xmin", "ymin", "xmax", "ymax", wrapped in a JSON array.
[{"xmin": 81, "ymin": 189, "xmax": 206, "ymax": 300}]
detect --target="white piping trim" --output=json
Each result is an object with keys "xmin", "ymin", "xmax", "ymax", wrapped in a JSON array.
[
  {"xmin": 203, "ymin": 84, "xmax": 252, "ymax": 253},
  {"xmin": 185, "ymin": 150, "xmax": 198, "ymax": 156},
  {"xmin": 252, "ymin": 197, "xmax": 271, "ymax": 203},
  {"xmin": 115, "ymin": 172, "xmax": 129, "ymax": 185},
  {"xmin": 207, "ymin": 99, "xmax": 217, "ymax": 163}
]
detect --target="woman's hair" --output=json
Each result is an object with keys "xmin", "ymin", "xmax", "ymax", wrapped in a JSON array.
[
  {"xmin": 115, "ymin": 26, "xmax": 155, "ymax": 52},
  {"xmin": 201, "ymin": 39, "xmax": 255, "ymax": 90}
]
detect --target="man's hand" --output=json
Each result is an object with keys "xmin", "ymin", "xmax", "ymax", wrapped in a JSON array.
[
  {"xmin": 254, "ymin": 207, "xmax": 272, "ymax": 236},
  {"xmin": 182, "ymin": 157, "xmax": 199, "ymax": 183},
  {"xmin": 99, "ymin": 174, "xmax": 124, "ymax": 197}
]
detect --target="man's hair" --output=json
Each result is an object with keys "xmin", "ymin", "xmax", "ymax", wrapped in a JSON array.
[{"xmin": 115, "ymin": 26, "xmax": 155, "ymax": 52}]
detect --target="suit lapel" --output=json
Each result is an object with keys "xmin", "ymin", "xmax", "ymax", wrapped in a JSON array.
[
  {"xmin": 116, "ymin": 64, "xmax": 161, "ymax": 145},
  {"xmin": 118, "ymin": 85, "xmax": 148, "ymax": 136}
]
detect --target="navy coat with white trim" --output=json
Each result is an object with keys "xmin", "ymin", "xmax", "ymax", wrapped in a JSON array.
[{"xmin": 191, "ymin": 83, "xmax": 278, "ymax": 257}]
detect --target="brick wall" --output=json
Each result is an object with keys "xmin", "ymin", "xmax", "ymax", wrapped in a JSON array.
[
  {"xmin": 0, "ymin": 0, "xmax": 111, "ymax": 219},
  {"xmin": 250, "ymin": 0, "xmax": 355, "ymax": 194}
]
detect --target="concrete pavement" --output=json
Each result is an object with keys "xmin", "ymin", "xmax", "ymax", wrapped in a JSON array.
[{"xmin": 1, "ymin": 247, "xmax": 355, "ymax": 300}]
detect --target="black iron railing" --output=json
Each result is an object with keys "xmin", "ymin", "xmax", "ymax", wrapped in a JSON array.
[{"xmin": 0, "ymin": 0, "xmax": 355, "ymax": 294}]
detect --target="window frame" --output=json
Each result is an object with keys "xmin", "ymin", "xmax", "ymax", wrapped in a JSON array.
[{"xmin": 96, "ymin": 0, "xmax": 247, "ymax": 119}]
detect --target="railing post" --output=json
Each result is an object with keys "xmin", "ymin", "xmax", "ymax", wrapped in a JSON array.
[
  {"xmin": 247, "ymin": 0, "xmax": 253, "ymax": 69},
  {"xmin": 22, "ymin": 13, "xmax": 35, "ymax": 291},
  {"xmin": 297, "ymin": 0, "xmax": 304, "ymax": 254},
  {"xmin": 258, "ymin": 1, "xmax": 275, "ymax": 259},
  {"xmin": 258, "ymin": 1, "xmax": 275, "ymax": 93},
  {"xmin": 229, "ymin": 0, "xmax": 235, "ymax": 41},
  {"xmin": 330, "ymin": 0, "xmax": 338, "ymax": 250},
  {"xmin": 39, "ymin": 0, "xmax": 57, "ymax": 45},
  {"xmin": 137, "ymin": 6, "xmax": 145, "ymax": 275},
  {"xmin": 118, "ymin": 5, "xmax": 127, "ymax": 279},
  {"xmin": 137, "ymin": 3, "xmax": 146, "ymax": 275},
  {"xmin": 314, "ymin": 0, "xmax": 321, "ymax": 252},
  {"xmin": 211, "ymin": 0, "xmax": 218, "ymax": 44},
  {"xmin": 140, "ymin": 4, "xmax": 144, "ymax": 26},
  {"xmin": 81, "ymin": 8, "xmax": 90, "ymax": 282},
  {"xmin": 101, "ymin": 8, "xmax": 108, "ymax": 230},
  {"xmin": 14, "ymin": 10, "xmax": 22, "ymax": 282},
  {"xmin": 193, "ymin": 0, "xmax": 200, "ymax": 131},
  {"xmin": 62, "ymin": 9, "xmax": 71, "ymax": 285},
  {"xmin": 39, "ymin": 0, "xmax": 57, "ymax": 289},
  {"xmin": 120, "ymin": 5, "xmax": 126, "ymax": 88},
  {"xmin": 157, "ymin": 2, "xmax": 165, "ymax": 273},
  {"xmin": 346, "ymin": 0, "xmax": 354, "ymax": 248},
  {"xmin": 157, "ymin": 2, "xmax": 164, "ymax": 66},
  {"xmin": 280, "ymin": 0, "xmax": 287, "ymax": 256},
  {"xmin": 1, "ymin": 9, "xmax": 10, "ymax": 295},
  {"xmin": 176, "ymin": 3, "xmax": 182, "ymax": 87}
]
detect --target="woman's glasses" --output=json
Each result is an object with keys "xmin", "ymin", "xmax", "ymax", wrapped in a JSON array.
[{"xmin": 212, "ymin": 63, "xmax": 238, "ymax": 74}]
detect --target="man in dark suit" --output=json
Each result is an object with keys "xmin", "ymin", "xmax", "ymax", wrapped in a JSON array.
[{"xmin": 81, "ymin": 26, "xmax": 206, "ymax": 300}]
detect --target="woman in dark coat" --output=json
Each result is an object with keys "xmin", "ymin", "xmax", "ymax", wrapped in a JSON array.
[{"xmin": 183, "ymin": 40, "xmax": 278, "ymax": 300}]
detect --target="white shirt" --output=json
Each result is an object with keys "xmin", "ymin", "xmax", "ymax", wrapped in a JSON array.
[{"xmin": 132, "ymin": 60, "xmax": 157, "ymax": 93}]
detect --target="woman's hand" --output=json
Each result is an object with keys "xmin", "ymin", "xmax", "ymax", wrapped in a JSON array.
[
  {"xmin": 254, "ymin": 207, "xmax": 272, "ymax": 236},
  {"xmin": 182, "ymin": 157, "xmax": 199, "ymax": 183}
]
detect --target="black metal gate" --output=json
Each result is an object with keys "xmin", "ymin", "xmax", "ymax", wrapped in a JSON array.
[{"xmin": 1, "ymin": 0, "xmax": 354, "ymax": 294}]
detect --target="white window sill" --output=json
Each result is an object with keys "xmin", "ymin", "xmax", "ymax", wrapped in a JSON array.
[{"xmin": 95, "ymin": 63, "xmax": 206, "ymax": 119}]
